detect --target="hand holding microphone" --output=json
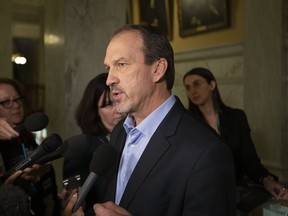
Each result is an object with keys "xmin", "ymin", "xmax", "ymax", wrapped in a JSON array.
[
  {"xmin": 0, "ymin": 118, "xmax": 19, "ymax": 140},
  {"xmin": 20, "ymin": 163, "xmax": 52, "ymax": 183},
  {"xmin": 1, "ymin": 133, "xmax": 62, "ymax": 182},
  {"xmin": 0, "ymin": 112, "xmax": 49, "ymax": 140}
]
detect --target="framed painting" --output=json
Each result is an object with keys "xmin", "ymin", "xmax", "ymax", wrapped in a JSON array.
[
  {"xmin": 178, "ymin": 0, "xmax": 229, "ymax": 37},
  {"xmin": 131, "ymin": 0, "xmax": 173, "ymax": 40}
]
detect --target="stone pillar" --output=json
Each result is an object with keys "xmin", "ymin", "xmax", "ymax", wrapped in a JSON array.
[
  {"xmin": 0, "ymin": 0, "xmax": 12, "ymax": 78},
  {"xmin": 244, "ymin": 0, "xmax": 288, "ymax": 180}
]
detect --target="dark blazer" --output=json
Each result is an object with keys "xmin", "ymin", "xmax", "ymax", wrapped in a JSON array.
[
  {"xmin": 103, "ymin": 98, "xmax": 236, "ymax": 216},
  {"xmin": 219, "ymin": 107, "xmax": 273, "ymax": 183}
]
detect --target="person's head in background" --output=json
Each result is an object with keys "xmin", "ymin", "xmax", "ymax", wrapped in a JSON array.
[
  {"xmin": 183, "ymin": 67, "xmax": 228, "ymax": 116},
  {"xmin": 75, "ymin": 73, "xmax": 123, "ymax": 135},
  {"xmin": 0, "ymin": 78, "xmax": 27, "ymax": 125}
]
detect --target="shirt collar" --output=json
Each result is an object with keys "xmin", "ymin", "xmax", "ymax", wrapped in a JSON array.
[{"xmin": 123, "ymin": 93, "xmax": 176, "ymax": 138}]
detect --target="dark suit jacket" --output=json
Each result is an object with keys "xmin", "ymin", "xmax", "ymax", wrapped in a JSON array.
[
  {"xmin": 103, "ymin": 98, "xmax": 236, "ymax": 216},
  {"xmin": 219, "ymin": 107, "xmax": 274, "ymax": 183}
]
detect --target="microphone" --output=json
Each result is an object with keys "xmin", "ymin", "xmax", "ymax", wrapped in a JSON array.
[
  {"xmin": 14, "ymin": 112, "xmax": 49, "ymax": 132},
  {"xmin": 35, "ymin": 149, "xmax": 62, "ymax": 164},
  {"xmin": 35, "ymin": 134, "xmax": 92, "ymax": 164},
  {"xmin": 72, "ymin": 144, "xmax": 117, "ymax": 212},
  {"xmin": 1, "ymin": 133, "xmax": 62, "ymax": 181}
]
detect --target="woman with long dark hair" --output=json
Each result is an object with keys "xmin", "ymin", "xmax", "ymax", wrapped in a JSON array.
[
  {"xmin": 183, "ymin": 67, "xmax": 288, "ymax": 209},
  {"xmin": 62, "ymin": 73, "xmax": 123, "ymax": 215}
]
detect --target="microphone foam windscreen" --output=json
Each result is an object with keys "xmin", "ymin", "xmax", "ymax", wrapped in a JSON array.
[
  {"xmin": 61, "ymin": 134, "xmax": 91, "ymax": 159},
  {"xmin": 42, "ymin": 133, "xmax": 62, "ymax": 152},
  {"xmin": 89, "ymin": 144, "xmax": 116, "ymax": 175},
  {"xmin": 25, "ymin": 112, "xmax": 49, "ymax": 131}
]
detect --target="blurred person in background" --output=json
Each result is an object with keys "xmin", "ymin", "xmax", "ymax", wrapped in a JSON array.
[
  {"xmin": 183, "ymin": 67, "xmax": 288, "ymax": 213},
  {"xmin": 62, "ymin": 73, "xmax": 124, "ymax": 215},
  {"xmin": 0, "ymin": 77, "xmax": 61, "ymax": 216}
]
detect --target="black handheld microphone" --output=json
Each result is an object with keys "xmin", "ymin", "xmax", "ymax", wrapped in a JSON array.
[
  {"xmin": 1, "ymin": 133, "xmax": 62, "ymax": 181},
  {"xmin": 14, "ymin": 112, "xmax": 49, "ymax": 132},
  {"xmin": 35, "ymin": 149, "xmax": 62, "ymax": 164},
  {"xmin": 72, "ymin": 144, "xmax": 117, "ymax": 212},
  {"xmin": 35, "ymin": 134, "xmax": 91, "ymax": 164}
]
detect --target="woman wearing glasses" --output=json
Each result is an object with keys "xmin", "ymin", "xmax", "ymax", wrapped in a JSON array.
[
  {"xmin": 183, "ymin": 67, "xmax": 288, "ymax": 213},
  {"xmin": 0, "ymin": 77, "xmax": 61, "ymax": 216}
]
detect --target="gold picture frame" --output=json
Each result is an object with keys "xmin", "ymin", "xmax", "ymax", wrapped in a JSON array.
[
  {"xmin": 128, "ymin": 0, "xmax": 173, "ymax": 41},
  {"xmin": 178, "ymin": 0, "xmax": 229, "ymax": 37}
]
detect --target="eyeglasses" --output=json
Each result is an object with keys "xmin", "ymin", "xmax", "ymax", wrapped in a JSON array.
[{"xmin": 0, "ymin": 96, "xmax": 24, "ymax": 109}]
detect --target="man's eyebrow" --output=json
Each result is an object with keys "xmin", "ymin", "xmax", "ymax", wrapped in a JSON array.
[
  {"xmin": 114, "ymin": 57, "xmax": 127, "ymax": 63},
  {"xmin": 105, "ymin": 57, "xmax": 128, "ymax": 66},
  {"xmin": 193, "ymin": 79, "xmax": 203, "ymax": 83}
]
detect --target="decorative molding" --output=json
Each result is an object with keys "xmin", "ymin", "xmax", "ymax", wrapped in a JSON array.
[
  {"xmin": 12, "ymin": 0, "xmax": 44, "ymax": 7},
  {"xmin": 174, "ymin": 43, "xmax": 244, "ymax": 63}
]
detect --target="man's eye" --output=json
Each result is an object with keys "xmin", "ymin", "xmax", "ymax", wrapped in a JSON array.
[{"xmin": 118, "ymin": 63, "xmax": 126, "ymax": 68}]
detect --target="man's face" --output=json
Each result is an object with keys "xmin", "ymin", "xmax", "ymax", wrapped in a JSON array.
[
  {"xmin": 0, "ymin": 83, "xmax": 24, "ymax": 125},
  {"xmin": 104, "ymin": 31, "xmax": 157, "ymax": 118}
]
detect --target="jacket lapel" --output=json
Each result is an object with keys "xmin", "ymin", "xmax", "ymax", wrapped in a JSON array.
[
  {"xmin": 119, "ymin": 98, "xmax": 185, "ymax": 208},
  {"xmin": 107, "ymin": 125, "xmax": 127, "ymax": 201},
  {"xmin": 219, "ymin": 110, "xmax": 232, "ymax": 141}
]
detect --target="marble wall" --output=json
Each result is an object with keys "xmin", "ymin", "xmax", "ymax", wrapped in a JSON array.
[
  {"xmin": 244, "ymin": 0, "xmax": 287, "ymax": 180},
  {"xmin": 44, "ymin": 0, "xmax": 126, "ymax": 187},
  {"xmin": 44, "ymin": 0, "xmax": 126, "ymax": 139},
  {"xmin": 174, "ymin": 43, "xmax": 244, "ymax": 109}
]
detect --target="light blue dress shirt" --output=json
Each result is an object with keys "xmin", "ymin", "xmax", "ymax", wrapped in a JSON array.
[{"xmin": 115, "ymin": 93, "xmax": 176, "ymax": 204}]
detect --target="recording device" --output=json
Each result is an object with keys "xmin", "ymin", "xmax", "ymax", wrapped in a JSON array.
[
  {"xmin": 14, "ymin": 112, "xmax": 49, "ymax": 132},
  {"xmin": 61, "ymin": 174, "xmax": 82, "ymax": 209},
  {"xmin": 63, "ymin": 174, "xmax": 81, "ymax": 190},
  {"xmin": 1, "ymin": 133, "xmax": 62, "ymax": 181},
  {"xmin": 35, "ymin": 134, "xmax": 91, "ymax": 164},
  {"xmin": 72, "ymin": 144, "xmax": 117, "ymax": 212}
]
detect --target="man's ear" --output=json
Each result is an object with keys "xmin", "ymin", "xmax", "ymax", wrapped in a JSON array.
[{"xmin": 152, "ymin": 58, "xmax": 168, "ymax": 83}]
